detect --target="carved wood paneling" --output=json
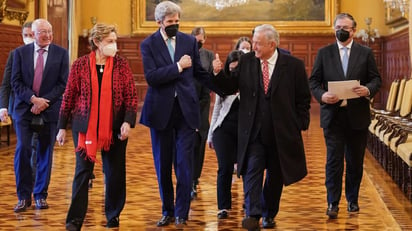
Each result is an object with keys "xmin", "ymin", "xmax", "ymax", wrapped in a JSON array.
[{"xmin": 0, "ymin": 24, "xmax": 22, "ymax": 84}]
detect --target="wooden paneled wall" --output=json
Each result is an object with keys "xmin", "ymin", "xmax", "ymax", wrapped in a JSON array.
[
  {"xmin": 2, "ymin": 28, "xmax": 408, "ymax": 111},
  {"xmin": 382, "ymin": 28, "xmax": 411, "ymax": 107},
  {"xmin": 0, "ymin": 24, "xmax": 23, "ymax": 84}
]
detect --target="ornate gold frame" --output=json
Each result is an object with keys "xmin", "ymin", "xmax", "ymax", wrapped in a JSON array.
[
  {"xmin": 0, "ymin": 0, "xmax": 29, "ymax": 25},
  {"xmin": 132, "ymin": 0, "xmax": 339, "ymax": 35},
  {"xmin": 385, "ymin": 5, "xmax": 408, "ymax": 27}
]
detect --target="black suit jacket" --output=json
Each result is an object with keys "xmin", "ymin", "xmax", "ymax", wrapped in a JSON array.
[
  {"xmin": 309, "ymin": 42, "xmax": 382, "ymax": 129},
  {"xmin": 214, "ymin": 49, "xmax": 311, "ymax": 185},
  {"xmin": 0, "ymin": 51, "xmax": 15, "ymax": 115}
]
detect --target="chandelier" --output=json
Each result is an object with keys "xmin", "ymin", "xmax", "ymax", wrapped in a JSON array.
[
  {"xmin": 194, "ymin": 0, "xmax": 249, "ymax": 11},
  {"xmin": 356, "ymin": 17, "xmax": 380, "ymax": 46},
  {"xmin": 383, "ymin": 0, "xmax": 409, "ymax": 16}
]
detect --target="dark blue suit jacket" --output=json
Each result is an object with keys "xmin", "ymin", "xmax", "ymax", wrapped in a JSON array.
[
  {"xmin": 11, "ymin": 43, "xmax": 69, "ymax": 122},
  {"xmin": 139, "ymin": 30, "xmax": 219, "ymax": 130}
]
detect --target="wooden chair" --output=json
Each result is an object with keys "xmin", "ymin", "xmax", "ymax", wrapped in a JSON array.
[{"xmin": 0, "ymin": 116, "xmax": 11, "ymax": 146}]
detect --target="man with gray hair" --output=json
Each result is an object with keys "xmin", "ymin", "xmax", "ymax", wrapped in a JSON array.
[
  {"xmin": 213, "ymin": 24, "xmax": 311, "ymax": 230},
  {"xmin": 11, "ymin": 18, "xmax": 69, "ymax": 213},
  {"xmin": 140, "ymin": 1, "xmax": 222, "ymax": 228}
]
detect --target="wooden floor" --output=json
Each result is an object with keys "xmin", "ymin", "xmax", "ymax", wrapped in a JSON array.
[{"xmin": 0, "ymin": 104, "xmax": 411, "ymax": 230}]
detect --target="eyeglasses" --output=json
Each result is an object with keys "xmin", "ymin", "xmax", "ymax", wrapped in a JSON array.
[
  {"xmin": 36, "ymin": 30, "xmax": 53, "ymax": 35},
  {"xmin": 334, "ymin": 26, "xmax": 353, "ymax": 31}
]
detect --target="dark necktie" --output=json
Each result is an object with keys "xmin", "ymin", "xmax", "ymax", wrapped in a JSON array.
[
  {"xmin": 262, "ymin": 60, "xmax": 270, "ymax": 93},
  {"xmin": 33, "ymin": 48, "xmax": 45, "ymax": 95},
  {"xmin": 167, "ymin": 38, "xmax": 174, "ymax": 62},
  {"xmin": 342, "ymin": 46, "xmax": 349, "ymax": 76}
]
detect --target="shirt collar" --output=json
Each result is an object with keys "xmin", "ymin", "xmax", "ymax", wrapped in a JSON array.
[
  {"xmin": 34, "ymin": 43, "xmax": 49, "ymax": 52},
  {"xmin": 160, "ymin": 29, "xmax": 175, "ymax": 41},
  {"xmin": 261, "ymin": 49, "xmax": 278, "ymax": 65},
  {"xmin": 337, "ymin": 40, "xmax": 353, "ymax": 50}
]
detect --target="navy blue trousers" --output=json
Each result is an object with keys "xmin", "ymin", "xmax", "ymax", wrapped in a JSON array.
[
  {"xmin": 14, "ymin": 119, "xmax": 56, "ymax": 201},
  {"xmin": 150, "ymin": 101, "xmax": 195, "ymax": 219}
]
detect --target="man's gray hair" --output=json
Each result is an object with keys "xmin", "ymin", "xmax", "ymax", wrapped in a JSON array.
[
  {"xmin": 254, "ymin": 24, "xmax": 279, "ymax": 45},
  {"xmin": 154, "ymin": 1, "xmax": 182, "ymax": 22}
]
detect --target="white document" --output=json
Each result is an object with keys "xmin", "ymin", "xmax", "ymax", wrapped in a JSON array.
[{"xmin": 328, "ymin": 80, "xmax": 360, "ymax": 99}]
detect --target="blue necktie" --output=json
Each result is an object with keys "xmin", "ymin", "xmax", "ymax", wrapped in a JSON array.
[
  {"xmin": 342, "ymin": 46, "xmax": 349, "ymax": 76},
  {"xmin": 167, "ymin": 38, "xmax": 174, "ymax": 62}
]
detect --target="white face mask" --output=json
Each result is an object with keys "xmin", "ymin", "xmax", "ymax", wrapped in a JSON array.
[
  {"xmin": 240, "ymin": 48, "xmax": 250, "ymax": 54},
  {"xmin": 102, "ymin": 43, "xmax": 117, "ymax": 57},
  {"xmin": 23, "ymin": 37, "xmax": 35, "ymax": 45}
]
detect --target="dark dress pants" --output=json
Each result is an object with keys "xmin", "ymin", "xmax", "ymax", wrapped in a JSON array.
[
  {"xmin": 324, "ymin": 107, "xmax": 368, "ymax": 205},
  {"xmin": 66, "ymin": 130, "xmax": 127, "ymax": 227},
  {"xmin": 150, "ymin": 100, "xmax": 195, "ymax": 219},
  {"xmin": 212, "ymin": 109, "xmax": 237, "ymax": 210},
  {"xmin": 243, "ymin": 136, "xmax": 283, "ymax": 219},
  {"xmin": 14, "ymin": 119, "xmax": 56, "ymax": 201}
]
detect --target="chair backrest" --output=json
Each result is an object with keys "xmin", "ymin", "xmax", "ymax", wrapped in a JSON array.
[
  {"xmin": 386, "ymin": 79, "xmax": 399, "ymax": 112},
  {"xmin": 394, "ymin": 78, "xmax": 407, "ymax": 112},
  {"xmin": 399, "ymin": 78, "xmax": 412, "ymax": 117}
]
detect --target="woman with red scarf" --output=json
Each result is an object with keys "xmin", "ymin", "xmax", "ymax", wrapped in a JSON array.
[{"xmin": 56, "ymin": 23, "xmax": 138, "ymax": 230}]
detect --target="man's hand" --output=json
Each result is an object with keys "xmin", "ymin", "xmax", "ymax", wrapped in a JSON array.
[
  {"xmin": 178, "ymin": 55, "xmax": 192, "ymax": 69},
  {"xmin": 30, "ymin": 96, "xmax": 50, "ymax": 114},
  {"xmin": 0, "ymin": 108, "xmax": 9, "ymax": 122},
  {"xmin": 352, "ymin": 85, "xmax": 370, "ymax": 97},
  {"xmin": 321, "ymin": 92, "xmax": 340, "ymax": 104},
  {"xmin": 213, "ymin": 53, "xmax": 223, "ymax": 74}
]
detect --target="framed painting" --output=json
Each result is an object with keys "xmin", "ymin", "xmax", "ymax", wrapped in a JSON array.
[
  {"xmin": 0, "ymin": 0, "xmax": 29, "ymax": 25},
  {"xmin": 132, "ymin": 0, "xmax": 339, "ymax": 35},
  {"xmin": 385, "ymin": 5, "xmax": 408, "ymax": 27}
]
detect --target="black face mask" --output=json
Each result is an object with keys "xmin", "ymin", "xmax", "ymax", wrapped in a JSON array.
[
  {"xmin": 336, "ymin": 29, "xmax": 350, "ymax": 42},
  {"xmin": 197, "ymin": 41, "xmax": 203, "ymax": 49},
  {"xmin": 165, "ymin": 24, "xmax": 179, "ymax": 38}
]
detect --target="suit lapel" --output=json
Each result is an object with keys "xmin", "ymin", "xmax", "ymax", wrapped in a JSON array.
[
  {"xmin": 154, "ymin": 30, "xmax": 173, "ymax": 63},
  {"xmin": 42, "ymin": 44, "xmax": 52, "ymax": 78},
  {"xmin": 331, "ymin": 43, "xmax": 346, "ymax": 79},
  {"xmin": 269, "ymin": 53, "xmax": 285, "ymax": 94},
  {"xmin": 346, "ymin": 43, "xmax": 360, "ymax": 80}
]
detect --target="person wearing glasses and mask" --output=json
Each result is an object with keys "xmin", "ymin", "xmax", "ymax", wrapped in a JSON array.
[
  {"xmin": 309, "ymin": 13, "xmax": 381, "ymax": 219},
  {"xmin": 140, "ymin": 1, "xmax": 222, "ymax": 228},
  {"xmin": 11, "ymin": 18, "xmax": 69, "ymax": 213},
  {"xmin": 56, "ymin": 23, "xmax": 138, "ymax": 230}
]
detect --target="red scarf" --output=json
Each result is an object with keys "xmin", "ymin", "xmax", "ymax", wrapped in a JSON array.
[{"xmin": 76, "ymin": 51, "xmax": 113, "ymax": 162}]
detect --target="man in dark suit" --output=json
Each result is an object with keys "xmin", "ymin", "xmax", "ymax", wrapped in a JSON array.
[
  {"xmin": 11, "ymin": 18, "xmax": 69, "ymax": 212},
  {"xmin": 213, "ymin": 24, "xmax": 311, "ymax": 230},
  {"xmin": 190, "ymin": 26, "xmax": 214, "ymax": 200},
  {"xmin": 309, "ymin": 13, "xmax": 381, "ymax": 219},
  {"xmin": 139, "ymin": 1, "xmax": 221, "ymax": 228},
  {"xmin": 0, "ymin": 21, "xmax": 39, "ymax": 186}
]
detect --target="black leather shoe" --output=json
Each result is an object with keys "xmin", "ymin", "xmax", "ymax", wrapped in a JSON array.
[
  {"xmin": 347, "ymin": 202, "xmax": 359, "ymax": 212},
  {"xmin": 14, "ymin": 199, "xmax": 31, "ymax": 213},
  {"xmin": 66, "ymin": 220, "xmax": 81, "ymax": 231},
  {"xmin": 175, "ymin": 217, "xmax": 187, "ymax": 229},
  {"xmin": 242, "ymin": 216, "xmax": 260, "ymax": 231},
  {"xmin": 106, "ymin": 217, "xmax": 119, "ymax": 228},
  {"xmin": 262, "ymin": 217, "xmax": 276, "ymax": 228},
  {"xmin": 326, "ymin": 204, "xmax": 339, "ymax": 219},
  {"xmin": 217, "ymin": 210, "xmax": 228, "ymax": 219},
  {"xmin": 35, "ymin": 198, "xmax": 49, "ymax": 209},
  {"xmin": 157, "ymin": 215, "xmax": 175, "ymax": 227},
  {"xmin": 191, "ymin": 182, "xmax": 198, "ymax": 200}
]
